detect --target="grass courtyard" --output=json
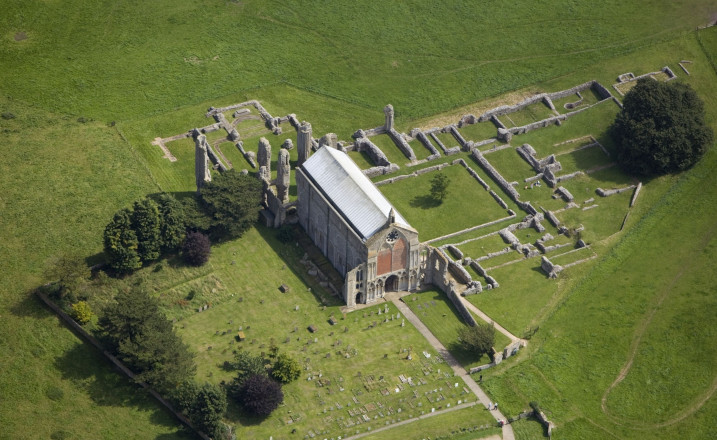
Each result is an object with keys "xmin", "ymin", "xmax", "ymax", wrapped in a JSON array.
[{"xmin": 378, "ymin": 162, "xmax": 515, "ymax": 240}]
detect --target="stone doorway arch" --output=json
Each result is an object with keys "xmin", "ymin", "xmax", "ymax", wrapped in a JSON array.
[
  {"xmin": 355, "ymin": 292, "xmax": 364, "ymax": 305},
  {"xmin": 385, "ymin": 275, "xmax": 399, "ymax": 292}
]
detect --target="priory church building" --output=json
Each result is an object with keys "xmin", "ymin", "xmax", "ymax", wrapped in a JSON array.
[{"xmin": 296, "ymin": 146, "xmax": 422, "ymax": 307}]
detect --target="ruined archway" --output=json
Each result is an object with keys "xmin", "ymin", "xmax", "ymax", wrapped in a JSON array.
[{"xmin": 385, "ymin": 275, "xmax": 399, "ymax": 292}]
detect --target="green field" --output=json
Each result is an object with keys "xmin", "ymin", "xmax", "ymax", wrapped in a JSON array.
[{"xmin": 1, "ymin": 1, "xmax": 716, "ymax": 439}]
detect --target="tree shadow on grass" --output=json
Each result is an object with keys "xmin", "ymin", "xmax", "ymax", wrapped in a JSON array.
[
  {"xmin": 224, "ymin": 399, "xmax": 266, "ymax": 427},
  {"xmin": 53, "ymin": 344, "xmax": 182, "ymax": 431},
  {"xmin": 10, "ymin": 289, "xmax": 55, "ymax": 319},
  {"xmin": 410, "ymin": 194, "xmax": 441, "ymax": 209}
]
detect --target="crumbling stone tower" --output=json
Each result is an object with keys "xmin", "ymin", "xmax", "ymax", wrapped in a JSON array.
[
  {"xmin": 257, "ymin": 137, "xmax": 272, "ymax": 176},
  {"xmin": 384, "ymin": 104, "xmax": 394, "ymax": 131},
  {"xmin": 277, "ymin": 148, "xmax": 290, "ymax": 203},
  {"xmin": 193, "ymin": 129, "xmax": 211, "ymax": 193},
  {"xmin": 297, "ymin": 121, "xmax": 312, "ymax": 166}
]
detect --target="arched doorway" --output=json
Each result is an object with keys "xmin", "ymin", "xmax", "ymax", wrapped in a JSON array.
[
  {"xmin": 355, "ymin": 292, "xmax": 364, "ymax": 305},
  {"xmin": 385, "ymin": 275, "xmax": 399, "ymax": 292}
]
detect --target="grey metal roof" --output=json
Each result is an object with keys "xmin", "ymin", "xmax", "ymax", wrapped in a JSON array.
[{"xmin": 302, "ymin": 146, "xmax": 411, "ymax": 240}]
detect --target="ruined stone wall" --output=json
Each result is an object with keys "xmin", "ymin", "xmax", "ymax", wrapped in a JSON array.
[
  {"xmin": 540, "ymin": 256, "xmax": 563, "ymax": 279},
  {"xmin": 416, "ymin": 132, "xmax": 440, "ymax": 156},
  {"xmin": 471, "ymin": 149, "xmax": 521, "ymax": 202},
  {"xmin": 447, "ymin": 125, "xmax": 469, "ymax": 150},
  {"xmin": 193, "ymin": 130, "xmax": 212, "ymax": 192},
  {"xmin": 257, "ymin": 137, "xmax": 272, "ymax": 175},
  {"xmin": 596, "ymin": 185, "xmax": 636, "ymax": 197},
  {"xmin": 355, "ymin": 136, "xmax": 390, "ymax": 167},
  {"xmin": 264, "ymin": 187, "xmax": 286, "ymax": 228},
  {"xmin": 388, "ymin": 129, "xmax": 416, "ymax": 160},
  {"xmin": 235, "ymin": 141, "xmax": 257, "ymax": 168},
  {"xmin": 276, "ymin": 148, "xmax": 290, "ymax": 203},
  {"xmin": 362, "ymin": 164, "xmax": 399, "ymax": 178},
  {"xmin": 423, "ymin": 247, "xmax": 478, "ymax": 326}
]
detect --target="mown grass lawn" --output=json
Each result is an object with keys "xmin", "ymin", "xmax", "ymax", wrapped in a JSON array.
[{"xmin": 379, "ymin": 163, "xmax": 512, "ymax": 240}]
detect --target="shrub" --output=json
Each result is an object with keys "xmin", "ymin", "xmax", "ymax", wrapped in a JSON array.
[
  {"xmin": 529, "ymin": 401, "xmax": 541, "ymax": 413},
  {"xmin": 71, "ymin": 301, "xmax": 93, "ymax": 325},
  {"xmin": 182, "ymin": 231, "xmax": 211, "ymax": 266},
  {"xmin": 271, "ymin": 353, "xmax": 301, "ymax": 384},
  {"xmin": 276, "ymin": 225, "xmax": 294, "ymax": 243},
  {"xmin": 46, "ymin": 386, "xmax": 64, "ymax": 401}
]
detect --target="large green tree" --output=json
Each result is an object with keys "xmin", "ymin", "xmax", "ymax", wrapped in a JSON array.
[
  {"xmin": 199, "ymin": 169, "xmax": 263, "ymax": 240},
  {"xmin": 98, "ymin": 287, "xmax": 196, "ymax": 392},
  {"xmin": 131, "ymin": 198, "xmax": 161, "ymax": 262},
  {"xmin": 173, "ymin": 382, "xmax": 227, "ymax": 437},
  {"xmin": 430, "ymin": 173, "xmax": 450, "ymax": 202},
  {"xmin": 611, "ymin": 78, "xmax": 713, "ymax": 176},
  {"xmin": 155, "ymin": 193, "xmax": 186, "ymax": 251},
  {"xmin": 457, "ymin": 323, "xmax": 495, "ymax": 360},
  {"xmin": 103, "ymin": 208, "xmax": 142, "ymax": 273}
]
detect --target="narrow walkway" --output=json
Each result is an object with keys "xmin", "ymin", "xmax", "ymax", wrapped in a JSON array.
[
  {"xmin": 392, "ymin": 298, "xmax": 515, "ymax": 440},
  {"xmin": 459, "ymin": 297, "xmax": 526, "ymax": 345},
  {"xmin": 341, "ymin": 400, "xmax": 483, "ymax": 440}
]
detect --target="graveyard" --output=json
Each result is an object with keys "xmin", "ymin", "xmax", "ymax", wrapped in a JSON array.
[{"xmin": 1, "ymin": 1, "xmax": 716, "ymax": 439}]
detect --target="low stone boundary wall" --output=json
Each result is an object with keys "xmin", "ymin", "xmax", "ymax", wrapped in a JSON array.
[
  {"xmin": 363, "ymin": 163, "xmax": 399, "ymax": 178},
  {"xmin": 35, "ymin": 291, "xmax": 210, "ymax": 440},
  {"xmin": 471, "ymin": 149, "xmax": 521, "ymax": 202},
  {"xmin": 596, "ymin": 185, "xmax": 636, "ymax": 197},
  {"xmin": 206, "ymin": 99, "xmax": 283, "ymax": 134},
  {"xmin": 423, "ymin": 213, "xmax": 517, "ymax": 245},
  {"xmin": 416, "ymin": 131, "xmax": 441, "ymax": 156},
  {"xmin": 630, "ymin": 182, "xmax": 642, "ymax": 207},
  {"xmin": 448, "ymin": 125, "xmax": 469, "ymax": 150}
]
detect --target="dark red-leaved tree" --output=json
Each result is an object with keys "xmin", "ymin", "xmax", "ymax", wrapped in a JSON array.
[
  {"xmin": 182, "ymin": 231, "xmax": 211, "ymax": 266},
  {"xmin": 238, "ymin": 374, "xmax": 284, "ymax": 417}
]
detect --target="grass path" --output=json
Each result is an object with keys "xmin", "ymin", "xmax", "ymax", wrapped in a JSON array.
[{"xmin": 601, "ymin": 220, "xmax": 717, "ymax": 429}]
